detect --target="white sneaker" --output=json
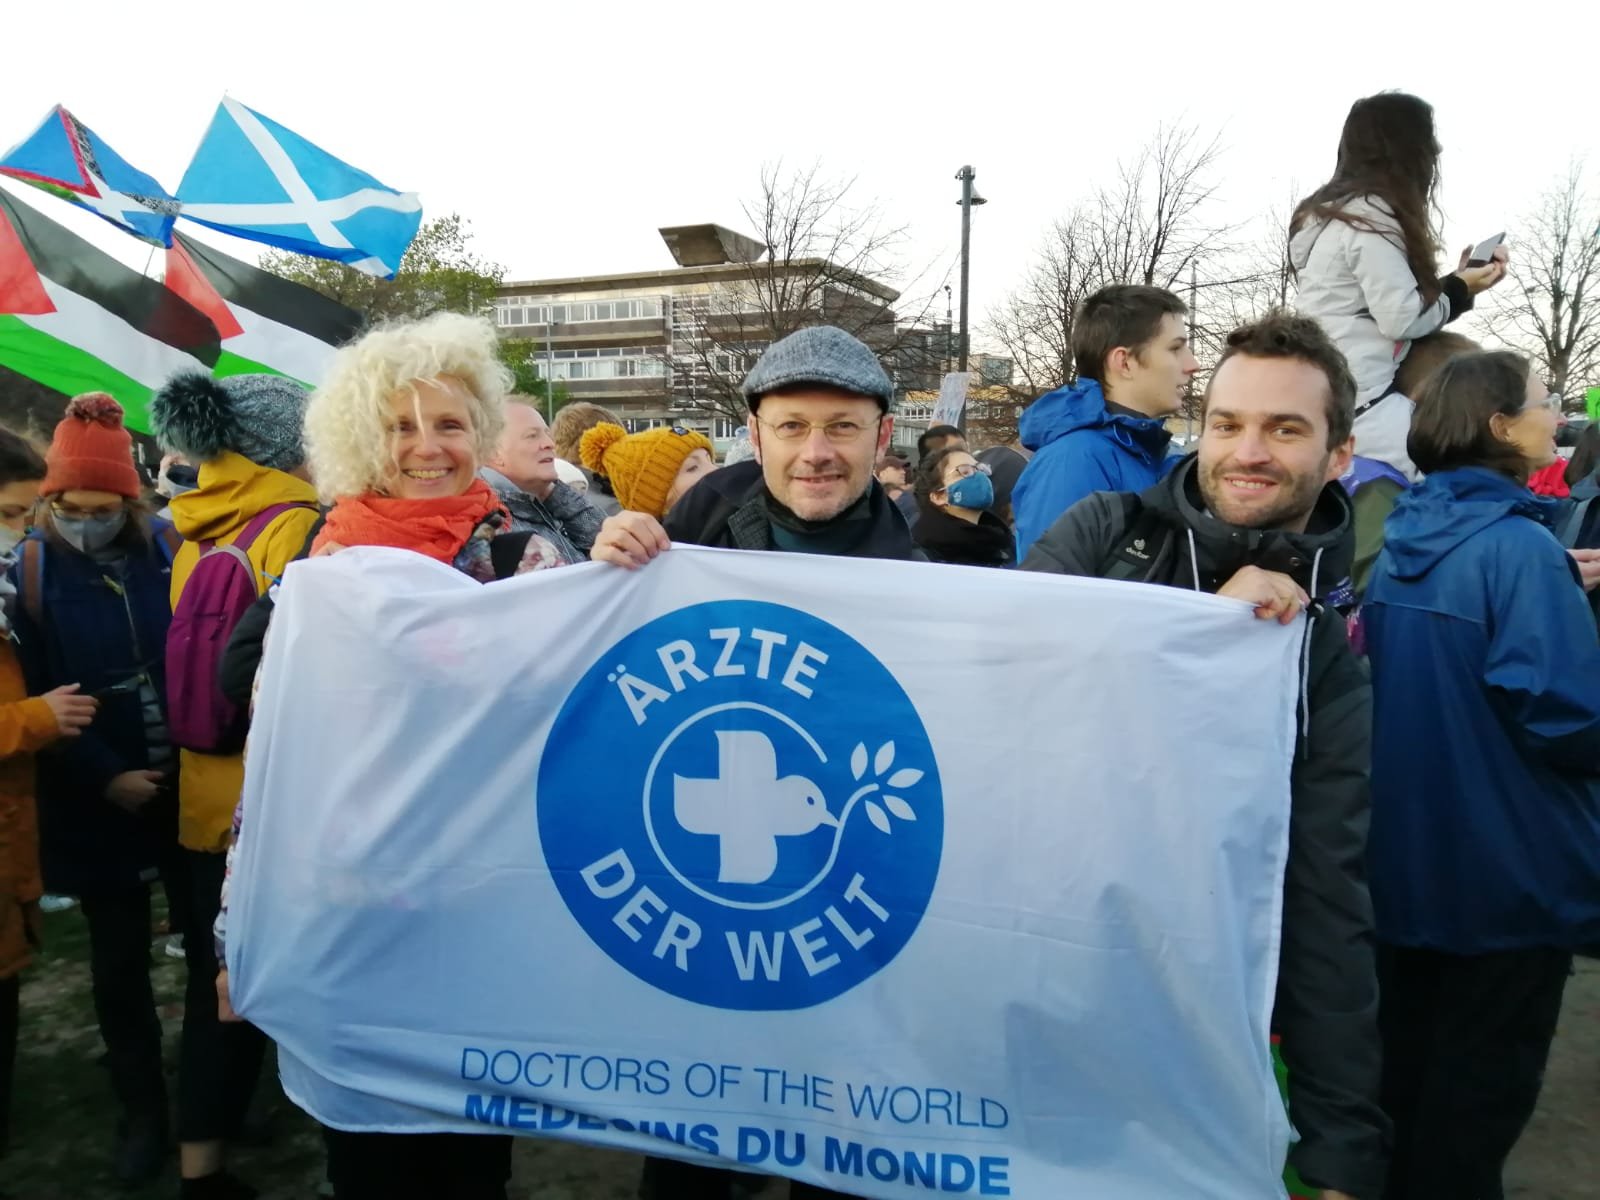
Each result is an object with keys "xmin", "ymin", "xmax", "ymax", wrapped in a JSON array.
[
  {"xmin": 38, "ymin": 894, "xmax": 77, "ymax": 913},
  {"xmin": 164, "ymin": 934, "xmax": 186, "ymax": 960}
]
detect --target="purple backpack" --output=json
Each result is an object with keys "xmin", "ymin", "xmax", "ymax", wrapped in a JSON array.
[{"xmin": 166, "ymin": 502, "xmax": 312, "ymax": 754}]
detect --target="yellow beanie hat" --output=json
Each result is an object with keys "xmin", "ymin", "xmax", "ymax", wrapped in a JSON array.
[{"xmin": 580, "ymin": 422, "xmax": 714, "ymax": 518}]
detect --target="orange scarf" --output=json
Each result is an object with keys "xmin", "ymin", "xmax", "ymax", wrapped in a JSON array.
[{"xmin": 312, "ymin": 479, "xmax": 508, "ymax": 563}]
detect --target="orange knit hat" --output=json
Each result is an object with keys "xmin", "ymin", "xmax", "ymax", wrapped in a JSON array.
[
  {"xmin": 579, "ymin": 422, "xmax": 713, "ymax": 518},
  {"xmin": 41, "ymin": 393, "xmax": 142, "ymax": 499}
]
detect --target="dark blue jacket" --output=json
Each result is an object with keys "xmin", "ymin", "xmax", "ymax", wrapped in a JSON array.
[
  {"xmin": 11, "ymin": 530, "xmax": 176, "ymax": 895},
  {"xmin": 1364, "ymin": 467, "xmax": 1600, "ymax": 951},
  {"xmin": 1012, "ymin": 379, "xmax": 1173, "ymax": 560}
]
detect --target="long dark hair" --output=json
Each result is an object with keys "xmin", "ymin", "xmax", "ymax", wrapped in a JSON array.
[
  {"xmin": 0, "ymin": 426, "xmax": 46, "ymax": 487},
  {"xmin": 1291, "ymin": 92, "xmax": 1443, "ymax": 304}
]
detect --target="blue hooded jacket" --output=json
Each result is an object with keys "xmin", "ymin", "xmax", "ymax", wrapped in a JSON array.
[
  {"xmin": 1364, "ymin": 467, "xmax": 1600, "ymax": 952},
  {"xmin": 1012, "ymin": 379, "xmax": 1173, "ymax": 560}
]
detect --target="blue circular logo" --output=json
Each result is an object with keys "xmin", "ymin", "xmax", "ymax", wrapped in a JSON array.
[{"xmin": 539, "ymin": 600, "xmax": 943, "ymax": 1010}]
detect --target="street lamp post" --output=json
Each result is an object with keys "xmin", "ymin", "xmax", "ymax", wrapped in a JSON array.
[
  {"xmin": 543, "ymin": 310, "xmax": 558, "ymax": 422},
  {"xmin": 955, "ymin": 166, "xmax": 987, "ymax": 376}
]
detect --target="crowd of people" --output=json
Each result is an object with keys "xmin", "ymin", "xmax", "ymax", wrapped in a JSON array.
[{"xmin": 0, "ymin": 87, "xmax": 1595, "ymax": 1200}]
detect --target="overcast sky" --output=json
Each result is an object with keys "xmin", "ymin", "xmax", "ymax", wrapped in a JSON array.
[{"xmin": 6, "ymin": 1, "xmax": 1596, "ymax": 353}]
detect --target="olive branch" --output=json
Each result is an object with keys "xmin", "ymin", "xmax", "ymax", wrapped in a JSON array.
[{"xmin": 846, "ymin": 740, "xmax": 923, "ymax": 835}]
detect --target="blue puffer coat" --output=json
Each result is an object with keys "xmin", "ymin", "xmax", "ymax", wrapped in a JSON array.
[{"xmin": 1364, "ymin": 467, "xmax": 1600, "ymax": 951}]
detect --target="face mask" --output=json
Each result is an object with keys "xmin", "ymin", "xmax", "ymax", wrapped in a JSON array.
[
  {"xmin": 944, "ymin": 472, "xmax": 994, "ymax": 511},
  {"xmin": 0, "ymin": 526, "xmax": 23, "ymax": 557},
  {"xmin": 156, "ymin": 464, "xmax": 199, "ymax": 500},
  {"xmin": 55, "ymin": 510, "xmax": 127, "ymax": 554}
]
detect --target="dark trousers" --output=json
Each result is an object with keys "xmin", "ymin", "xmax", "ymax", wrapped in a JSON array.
[
  {"xmin": 78, "ymin": 885, "xmax": 167, "ymax": 1122},
  {"xmin": 178, "ymin": 848, "xmax": 266, "ymax": 1142},
  {"xmin": 160, "ymin": 842, "xmax": 189, "ymax": 938},
  {"xmin": 322, "ymin": 1128, "xmax": 512, "ymax": 1200},
  {"xmin": 1378, "ymin": 943, "xmax": 1572, "ymax": 1200},
  {"xmin": 0, "ymin": 974, "xmax": 17, "ymax": 1153},
  {"xmin": 639, "ymin": 1157, "xmax": 858, "ymax": 1198}
]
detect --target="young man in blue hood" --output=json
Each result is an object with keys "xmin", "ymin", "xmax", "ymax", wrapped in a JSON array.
[{"xmin": 1012, "ymin": 285, "xmax": 1199, "ymax": 558}]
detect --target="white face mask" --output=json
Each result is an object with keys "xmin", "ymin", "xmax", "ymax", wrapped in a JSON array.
[{"xmin": 0, "ymin": 526, "xmax": 23, "ymax": 557}]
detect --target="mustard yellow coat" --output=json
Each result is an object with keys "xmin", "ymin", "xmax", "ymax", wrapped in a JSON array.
[{"xmin": 167, "ymin": 452, "xmax": 319, "ymax": 852}]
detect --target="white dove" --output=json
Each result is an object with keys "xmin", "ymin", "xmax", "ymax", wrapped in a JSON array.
[{"xmin": 673, "ymin": 729, "xmax": 836, "ymax": 885}]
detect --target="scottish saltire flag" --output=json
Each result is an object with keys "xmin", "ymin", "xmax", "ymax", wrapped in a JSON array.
[
  {"xmin": 176, "ymin": 98, "xmax": 421, "ymax": 279},
  {"xmin": 231, "ymin": 548, "xmax": 1305, "ymax": 1198},
  {"xmin": 0, "ymin": 106, "xmax": 179, "ymax": 244}
]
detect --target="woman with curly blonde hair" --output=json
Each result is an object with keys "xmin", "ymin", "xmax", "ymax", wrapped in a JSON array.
[
  {"xmin": 302, "ymin": 311, "xmax": 561, "ymax": 576},
  {"xmin": 214, "ymin": 313, "xmax": 570, "ymax": 1200}
]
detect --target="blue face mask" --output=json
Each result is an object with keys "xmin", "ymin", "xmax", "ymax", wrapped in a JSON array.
[
  {"xmin": 944, "ymin": 472, "xmax": 994, "ymax": 512},
  {"xmin": 54, "ymin": 510, "xmax": 127, "ymax": 554}
]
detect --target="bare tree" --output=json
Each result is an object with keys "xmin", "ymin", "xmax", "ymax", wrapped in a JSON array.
[
  {"xmin": 1211, "ymin": 188, "xmax": 1301, "ymax": 328},
  {"xmin": 1091, "ymin": 125, "xmax": 1227, "ymax": 291},
  {"xmin": 982, "ymin": 124, "xmax": 1243, "ymax": 407},
  {"xmin": 961, "ymin": 390, "xmax": 1029, "ymax": 450},
  {"xmin": 983, "ymin": 213, "xmax": 1099, "ymax": 400},
  {"xmin": 669, "ymin": 164, "xmax": 942, "ymax": 426},
  {"xmin": 1477, "ymin": 162, "xmax": 1600, "ymax": 402}
]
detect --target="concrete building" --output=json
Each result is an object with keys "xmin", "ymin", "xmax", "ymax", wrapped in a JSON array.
[{"xmin": 494, "ymin": 224, "xmax": 902, "ymax": 453}]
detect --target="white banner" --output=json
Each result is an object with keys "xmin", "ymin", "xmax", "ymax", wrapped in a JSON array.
[
  {"xmin": 229, "ymin": 547, "xmax": 1300, "ymax": 1199},
  {"xmin": 932, "ymin": 372, "xmax": 971, "ymax": 427}
]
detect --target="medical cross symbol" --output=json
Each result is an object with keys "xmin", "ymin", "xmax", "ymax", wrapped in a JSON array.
[{"xmin": 673, "ymin": 730, "xmax": 837, "ymax": 886}]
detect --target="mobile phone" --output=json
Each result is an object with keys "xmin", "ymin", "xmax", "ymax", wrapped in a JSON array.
[{"xmin": 1467, "ymin": 232, "xmax": 1505, "ymax": 268}]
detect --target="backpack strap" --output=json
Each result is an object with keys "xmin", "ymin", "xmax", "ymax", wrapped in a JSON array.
[
  {"xmin": 232, "ymin": 503, "xmax": 315, "ymax": 554},
  {"xmin": 156, "ymin": 524, "xmax": 183, "ymax": 565},
  {"xmin": 212, "ymin": 503, "xmax": 317, "ymax": 594},
  {"xmin": 1559, "ymin": 497, "xmax": 1595, "ymax": 549},
  {"xmin": 1095, "ymin": 494, "xmax": 1174, "ymax": 583},
  {"xmin": 19, "ymin": 537, "xmax": 44, "ymax": 630}
]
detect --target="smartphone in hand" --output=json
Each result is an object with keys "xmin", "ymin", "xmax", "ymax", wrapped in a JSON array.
[{"xmin": 1467, "ymin": 232, "xmax": 1505, "ymax": 268}]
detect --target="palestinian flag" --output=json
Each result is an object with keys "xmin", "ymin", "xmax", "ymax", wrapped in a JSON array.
[
  {"xmin": 165, "ymin": 232, "xmax": 362, "ymax": 385},
  {"xmin": 0, "ymin": 186, "xmax": 218, "ymax": 433}
]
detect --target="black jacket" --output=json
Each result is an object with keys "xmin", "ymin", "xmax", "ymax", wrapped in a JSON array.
[
  {"xmin": 912, "ymin": 506, "xmax": 1016, "ymax": 568},
  {"xmin": 1023, "ymin": 457, "xmax": 1389, "ymax": 1200},
  {"xmin": 663, "ymin": 459, "xmax": 923, "ymax": 561}
]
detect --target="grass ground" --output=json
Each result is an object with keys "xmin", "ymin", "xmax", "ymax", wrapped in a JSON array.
[{"xmin": 5, "ymin": 906, "xmax": 1596, "ymax": 1199}]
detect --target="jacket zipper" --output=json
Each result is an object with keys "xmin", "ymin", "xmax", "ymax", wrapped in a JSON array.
[{"xmin": 101, "ymin": 571, "xmax": 147, "ymax": 670}]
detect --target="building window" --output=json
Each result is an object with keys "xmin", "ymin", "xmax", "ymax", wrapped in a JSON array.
[{"xmin": 502, "ymin": 297, "xmax": 668, "ymax": 325}]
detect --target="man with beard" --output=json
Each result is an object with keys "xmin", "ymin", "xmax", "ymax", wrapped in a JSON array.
[{"xmin": 1021, "ymin": 312, "xmax": 1389, "ymax": 1200}]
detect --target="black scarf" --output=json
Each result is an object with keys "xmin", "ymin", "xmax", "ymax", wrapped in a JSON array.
[{"xmin": 913, "ymin": 506, "xmax": 1016, "ymax": 567}]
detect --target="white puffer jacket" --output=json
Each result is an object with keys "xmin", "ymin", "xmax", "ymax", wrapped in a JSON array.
[{"xmin": 1290, "ymin": 195, "xmax": 1471, "ymax": 480}]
